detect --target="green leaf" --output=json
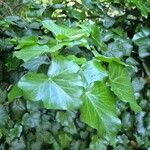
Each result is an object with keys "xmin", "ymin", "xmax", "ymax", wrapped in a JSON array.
[
  {"xmin": 66, "ymin": 55, "xmax": 86, "ymax": 65},
  {"xmin": 89, "ymin": 135, "xmax": 108, "ymax": 150},
  {"xmin": 17, "ymin": 56, "xmax": 83, "ymax": 110},
  {"xmin": 69, "ymin": 9, "xmax": 86, "ymax": 20},
  {"xmin": 96, "ymin": 55, "xmax": 128, "ymax": 66},
  {"xmin": 56, "ymin": 111, "xmax": 77, "ymax": 134},
  {"xmin": 106, "ymin": 39, "xmax": 133, "ymax": 58},
  {"xmin": 0, "ymin": 88, "xmax": 7, "ymax": 103},
  {"xmin": 14, "ymin": 45, "xmax": 50, "ymax": 62},
  {"xmin": 130, "ymin": 0, "xmax": 148, "ymax": 18},
  {"xmin": 36, "ymin": 131, "xmax": 54, "ymax": 144},
  {"xmin": 91, "ymin": 25, "xmax": 108, "ymax": 51},
  {"xmin": 7, "ymin": 125, "xmax": 23, "ymax": 142},
  {"xmin": 16, "ymin": 35, "xmax": 38, "ymax": 49},
  {"xmin": 0, "ymin": 105, "xmax": 8, "ymax": 127},
  {"xmin": 22, "ymin": 112, "xmax": 41, "ymax": 128},
  {"xmin": 82, "ymin": 60, "xmax": 108, "ymax": 85},
  {"xmin": 5, "ymin": 56, "xmax": 20, "ymax": 71},
  {"xmin": 132, "ymin": 77, "xmax": 146, "ymax": 92},
  {"xmin": 8, "ymin": 85, "xmax": 23, "ymax": 102},
  {"xmin": 42, "ymin": 20, "xmax": 89, "ymax": 40},
  {"xmin": 132, "ymin": 28, "xmax": 150, "ymax": 58},
  {"xmin": 81, "ymin": 81, "xmax": 121, "ymax": 138},
  {"xmin": 9, "ymin": 137, "xmax": 26, "ymax": 150},
  {"xmin": 109, "ymin": 62, "xmax": 141, "ymax": 112},
  {"xmin": 58, "ymin": 132, "xmax": 72, "ymax": 148},
  {"xmin": 132, "ymin": 28, "xmax": 150, "ymax": 42},
  {"xmin": 21, "ymin": 55, "xmax": 50, "ymax": 71}
]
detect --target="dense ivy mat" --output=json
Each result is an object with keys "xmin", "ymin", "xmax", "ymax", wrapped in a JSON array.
[{"xmin": 0, "ymin": 0, "xmax": 150, "ymax": 149}]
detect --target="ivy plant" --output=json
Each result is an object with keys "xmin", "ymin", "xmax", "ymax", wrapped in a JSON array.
[
  {"xmin": 0, "ymin": 0, "xmax": 149, "ymax": 149},
  {"xmin": 8, "ymin": 19, "xmax": 141, "ymax": 142}
]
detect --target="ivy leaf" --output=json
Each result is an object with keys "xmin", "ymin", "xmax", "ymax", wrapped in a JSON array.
[
  {"xmin": 58, "ymin": 132, "xmax": 72, "ymax": 149},
  {"xmin": 130, "ymin": 0, "xmax": 148, "ymax": 18},
  {"xmin": 80, "ymin": 81, "xmax": 121, "ymax": 139},
  {"xmin": 56, "ymin": 111, "xmax": 77, "ymax": 134},
  {"xmin": 0, "ymin": 105, "xmax": 8, "ymax": 127},
  {"xmin": 91, "ymin": 25, "xmax": 108, "ymax": 51},
  {"xmin": 21, "ymin": 55, "xmax": 50, "ymax": 71},
  {"xmin": 106, "ymin": 39, "xmax": 133, "ymax": 58},
  {"xmin": 22, "ymin": 112, "xmax": 41, "ymax": 128},
  {"xmin": 132, "ymin": 28, "xmax": 150, "ymax": 58},
  {"xmin": 66, "ymin": 55, "xmax": 86, "ymax": 65},
  {"xmin": 82, "ymin": 60, "xmax": 108, "ymax": 85},
  {"xmin": 95, "ymin": 55, "xmax": 129, "ymax": 66},
  {"xmin": 16, "ymin": 35, "xmax": 38, "ymax": 49},
  {"xmin": 132, "ymin": 28, "xmax": 150, "ymax": 42},
  {"xmin": 8, "ymin": 85, "xmax": 23, "ymax": 102},
  {"xmin": 9, "ymin": 137, "xmax": 26, "ymax": 150},
  {"xmin": 36, "ymin": 131, "xmax": 54, "ymax": 144},
  {"xmin": 0, "ymin": 88, "xmax": 7, "ymax": 103},
  {"xmin": 132, "ymin": 77, "xmax": 146, "ymax": 92},
  {"xmin": 17, "ymin": 56, "xmax": 83, "ymax": 110},
  {"xmin": 14, "ymin": 45, "xmax": 50, "ymax": 62},
  {"xmin": 89, "ymin": 135, "xmax": 108, "ymax": 150},
  {"xmin": 42, "ymin": 20, "xmax": 89, "ymax": 40},
  {"xmin": 109, "ymin": 62, "xmax": 141, "ymax": 112},
  {"xmin": 7, "ymin": 125, "xmax": 23, "ymax": 142}
]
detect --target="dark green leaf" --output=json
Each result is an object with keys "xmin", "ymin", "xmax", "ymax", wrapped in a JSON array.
[
  {"xmin": 21, "ymin": 55, "xmax": 50, "ymax": 71},
  {"xmin": 106, "ymin": 39, "xmax": 133, "ymax": 58},
  {"xmin": 0, "ymin": 105, "xmax": 8, "ymax": 127},
  {"xmin": 59, "ymin": 132, "xmax": 72, "ymax": 148}
]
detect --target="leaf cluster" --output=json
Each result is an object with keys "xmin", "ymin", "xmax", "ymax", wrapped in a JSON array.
[{"xmin": 0, "ymin": 0, "xmax": 150, "ymax": 149}]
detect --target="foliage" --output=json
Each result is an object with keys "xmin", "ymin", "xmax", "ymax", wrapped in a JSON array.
[{"xmin": 0, "ymin": 0, "xmax": 150, "ymax": 149}]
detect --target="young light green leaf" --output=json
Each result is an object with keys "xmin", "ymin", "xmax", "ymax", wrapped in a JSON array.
[
  {"xmin": 16, "ymin": 35, "xmax": 38, "ymax": 49},
  {"xmin": 91, "ymin": 24, "xmax": 108, "ymax": 51},
  {"xmin": 109, "ymin": 62, "xmax": 141, "ymax": 112},
  {"xmin": 66, "ymin": 55, "xmax": 86, "ymax": 65},
  {"xmin": 8, "ymin": 85, "xmax": 23, "ymax": 102},
  {"xmin": 18, "ymin": 56, "xmax": 83, "ymax": 110},
  {"xmin": 14, "ymin": 45, "xmax": 50, "ymax": 62},
  {"xmin": 42, "ymin": 20, "xmax": 89, "ymax": 40},
  {"xmin": 81, "ymin": 81, "xmax": 121, "ymax": 138}
]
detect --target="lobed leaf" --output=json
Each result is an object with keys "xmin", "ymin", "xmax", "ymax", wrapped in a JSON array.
[
  {"xmin": 81, "ymin": 81, "xmax": 121, "ymax": 139},
  {"xmin": 109, "ymin": 62, "xmax": 141, "ymax": 112},
  {"xmin": 17, "ymin": 56, "xmax": 83, "ymax": 110}
]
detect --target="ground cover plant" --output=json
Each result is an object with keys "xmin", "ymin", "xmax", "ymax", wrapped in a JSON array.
[{"xmin": 0, "ymin": 0, "xmax": 150, "ymax": 149}]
